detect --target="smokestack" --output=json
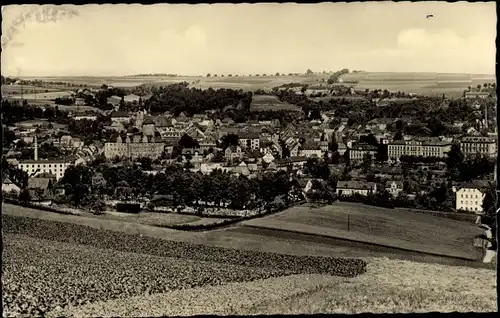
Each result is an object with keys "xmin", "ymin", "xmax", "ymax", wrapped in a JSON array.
[{"xmin": 34, "ymin": 134, "xmax": 38, "ymax": 161}]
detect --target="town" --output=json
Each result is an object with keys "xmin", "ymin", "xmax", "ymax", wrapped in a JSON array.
[
  {"xmin": 2, "ymin": 71, "xmax": 497, "ymax": 221},
  {"xmin": 1, "ymin": 2, "xmax": 497, "ymax": 316}
]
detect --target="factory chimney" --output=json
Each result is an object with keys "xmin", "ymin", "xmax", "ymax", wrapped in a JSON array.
[{"xmin": 34, "ymin": 134, "xmax": 38, "ymax": 161}]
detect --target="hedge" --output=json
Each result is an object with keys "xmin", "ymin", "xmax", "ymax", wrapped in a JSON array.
[{"xmin": 162, "ymin": 201, "xmax": 306, "ymax": 232}]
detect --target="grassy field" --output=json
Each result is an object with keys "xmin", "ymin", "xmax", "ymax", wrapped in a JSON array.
[
  {"xmin": 61, "ymin": 256, "xmax": 495, "ymax": 316},
  {"xmin": 4, "ymin": 90, "xmax": 74, "ymax": 100},
  {"xmin": 3, "ymin": 203, "xmax": 490, "ymax": 270},
  {"xmin": 250, "ymin": 94, "xmax": 302, "ymax": 112},
  {"xmin": 88, "ymin": 211, "xmax": 231, "ymax": 227},
  {"xmin": 241, "ymin": 202, "xmax": 484, "ymax": 260}
]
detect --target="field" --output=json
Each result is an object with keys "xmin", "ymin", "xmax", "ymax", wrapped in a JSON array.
[
  {"xmin": 84, "ymin": 210, "xmax": 231, "ymax": 227},
  {"xmin": 241, "ymin": 202, "xmax": 484, "ymax": 260},
  {"xmin": 341, "ymin": 72, "xmax": 495, "ymax": 98},
  {"xmin": 17, "ymin": 72, "xmax": 495, "ymax": 97},
  {"xmin": 250, "ymin": 94, "xmax": 302, "ymax": 112},
  {"xmin": 59, "ymin": 257, "xmax": 496, "ymax": 316},
  {"xmin": 2, "ymin": 208, "xmax": 495, "ymax": 316},
  {"xmin": 2, "ymin": 214, "xmax": 366, "ymax": 316},
  {"xmin": 2, "ymin": 203, "xmax": 487, "ymax": 265}
]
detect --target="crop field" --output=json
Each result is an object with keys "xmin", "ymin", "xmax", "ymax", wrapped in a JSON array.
[
  {"xmin": 2, "ymin": 214, "xmax": 366, "ymax": 316},
  {"xmin": 4, "ymin": 90, "xmax": 74, "ymax": 100},
  {"xmin": 241, "ymin": 202, "xmax": 484, "ymax": 260},
  {"xmin": 2, "ymin": 213, "xmax": 494, "ymax": 316},
  {"xmin": 1, "ymin": 85, "xmax": 63, "ymax": 94},
  {"xmin": 341, "ymin": 72, "xmax": 495, "ymax": 97},
  {"xmin": 57, "ymin": 256, "xmax": 496, "ymax": 316},
  {"xmin": 18, "ymin": 72, "xmax": 494, "ymax": 97},
  {"xmin": 250, "ymin": 94, "xmax": 302, "ymax": 112}
]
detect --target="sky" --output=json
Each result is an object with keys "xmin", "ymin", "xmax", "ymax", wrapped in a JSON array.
[{"xmin": 1, "ymin": 2, "xmax": 497, "ymax": 77}]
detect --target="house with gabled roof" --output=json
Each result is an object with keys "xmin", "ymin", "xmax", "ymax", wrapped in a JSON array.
[
  {"xmin": 238, "ymin": 131, "xmax": 260, "ymax": 150},
  {"xmin": 233, "ymin": 161, "xmax": 251, "ymax": 177},
  {"xmin": 367, "ymin": 118, "xmax": 394, "ymax": 131},
  {"xmin": 221, "ymin": 117, "xmax": 235, "ymax": 125},
  {"xmin": 110, "ymin": 111, "xmax": 130, "ymax": 124},
  {"xmin": 336, "ymin": 180, "xmax": 377, "ymax": 197},
  {"xmin": 224, "ymin": 145, "xmax": 243, "ymax": 162},
  {"xmin": 299, "ymin": 142, "xmax": 323, "ymax": 158},
  {"xmin": 2, "ymin": 177, "xmax": 21, "ymax": 195},
  {"xmin": 245, "ymin": 149, "xmax": 263, "ymax": 163}
]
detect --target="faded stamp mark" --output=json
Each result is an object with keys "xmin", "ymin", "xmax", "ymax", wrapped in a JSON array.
[{"xmin": 2, "ymin": 5, "xmax": 79, "ymax": 50}]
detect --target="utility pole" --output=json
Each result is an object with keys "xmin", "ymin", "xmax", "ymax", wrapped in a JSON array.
[{"xmin": 347, "ymin": 213, "xmax": 350, "ymax": 231}]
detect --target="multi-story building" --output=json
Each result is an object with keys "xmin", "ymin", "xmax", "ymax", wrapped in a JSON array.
[
  {"xmin": 388, "ymin": 138, "xmax": 452, "ymax": 161},
  {"xmin": 460, "ymin": 136, "xmax": 497, "ymax": 157},
  {"xmin": 18, "ymin": 159, "xmax": 73, "ymax": 180},
  {"xmin": 104, "ymin": 135, "xmax": 165, "ymax": 160},
  {"xmin": 238, "ymin": 132, "xmax": 260, "ymax": 150},
  {"xmin": 110, "ymin": 111, "xmax": 130, "ymax": 124},
  {"xmin": 464, "ymin": 91, "xmax": 490, "ymax": 99},
  {"xmin": 17, "ymin": 136, "xmax": 73, "ymax": 180},
  {"xmin": 349, "ymin": 143, "xmax": 378, "ymax": 161},
  {"xmin": 455, "ymin": 184, "xmax": 486, "ymax": 213},
  {"xmin": 299, "ymin": 142, "xmax": 323, "ymax": 158}
]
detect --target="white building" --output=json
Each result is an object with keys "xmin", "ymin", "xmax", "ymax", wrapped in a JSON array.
[
  {"xmin": 73, "ymin": 111, "xmax": 98, "ymax": 121},
  {"xmin": 18, "ymin": 159, "xmax": 72, "ymax": 180},
  {"xmin": 456, "ymin": 185, "xmax": 486, "ymax": 213},
  {"xmin": 388, "ymin": 138, "xmax": 452, "ymax": 161},
  {"xmin": 238, "ymin": 132, "xmax": 260, "ymax": 151},
  {"xmin": 349, "ymin": 143, "xmax": 378, "ymax": 161},
  {"xmin": 460, "ymin": 136, "xmax": 497, "ymax": 158},
  {"xmin": 17, "ymin": 135, "xmax": 73, "ymax": 180},
  {"xmin": 336, "ymin": 181, "xmax": 377, "ymax": 196},
  {"xmin": 299, "ymin": 143, "xmax": 323, "ymax": 158}
]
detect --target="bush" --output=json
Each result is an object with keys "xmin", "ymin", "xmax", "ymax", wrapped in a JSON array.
[{"xmin": 18, "ymin": 189, "xmax": 31, "ymax": 202}]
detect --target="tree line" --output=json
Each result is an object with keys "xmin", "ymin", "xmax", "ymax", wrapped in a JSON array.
[{"xmin": 54, "ymin": 163, "xmax": 305, "ymax": 214}]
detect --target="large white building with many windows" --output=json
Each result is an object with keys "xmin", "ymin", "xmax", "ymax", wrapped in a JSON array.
[
  {"xmin": 18, "ymin": 160, "xmax": 73, "ymax": 180},
  {"xmin": 17, "ymin": 135, "xmax": 73, "ymax": 180},
  {"xmin": 388, "ymin": 138, "xmax": 452, "ymax": 161},
  {"xmin": 460, "ymin": 136, "xmax": 497, "ymax": 158}
]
